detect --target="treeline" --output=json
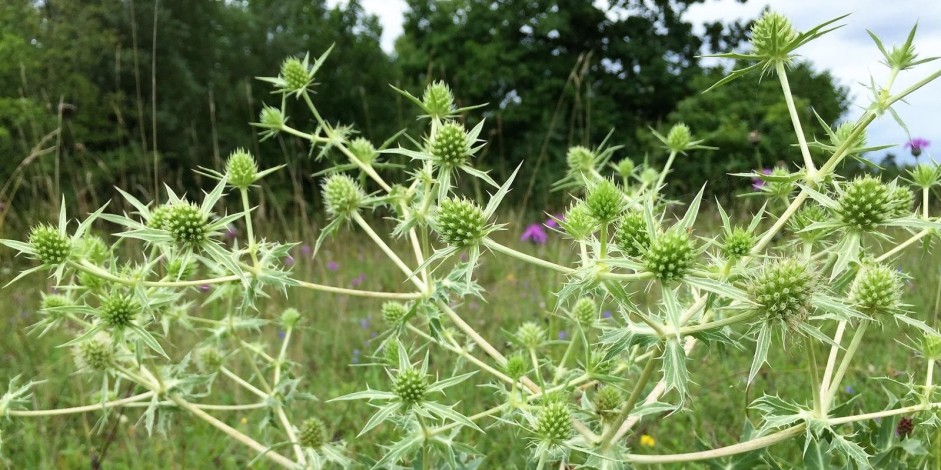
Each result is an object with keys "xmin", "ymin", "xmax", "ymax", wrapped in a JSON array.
[{"xmin": 0, "ymin": 0, "xmax": 849, "ymax": 218}]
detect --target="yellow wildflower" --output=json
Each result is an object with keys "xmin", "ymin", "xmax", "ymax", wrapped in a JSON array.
[{"xmin": 640, "ymin": 434, "xmax": 655, "ymax": 447}]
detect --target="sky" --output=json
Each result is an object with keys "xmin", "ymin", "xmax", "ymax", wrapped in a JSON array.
[{"xmin": 327, "ymin": 0, "xmax": 941, "ymax": 165}]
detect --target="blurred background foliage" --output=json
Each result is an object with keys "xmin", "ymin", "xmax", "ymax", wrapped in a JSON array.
[{"xmin": 0, "ymin": 0, "xmax": 850, "ymax": 226}]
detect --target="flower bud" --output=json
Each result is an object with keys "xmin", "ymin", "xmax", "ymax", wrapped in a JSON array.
[
  {"xmin": 922, "ymin": 333, "xmax": 941, "ymax": 360},
  {"xmin": 279, "ymin": 56, "xmax": 312, "ymax": 93},
  {"xmin": 587, "ymin": 351, "xmax": 613, "ymax": 375},
  {"xmin": 535, "ymin": 401, "xmax": 572, "ymax": 445},
  {"xmin": 225, "ymin": 148, "xmax": 258, "ymax": 189},
  {"xmin": 559, "ymin": 201, "xmax": 597, "ymax": 241},
  {"xmin": 148, "ymin": 204, "xmax": 172, "ymax": 230},
  {"xmin": 348, "ymin": 138, "xmax": 378, "ymax": 166},
  {"xmin": 644, "ymin": 230, "xmax": 695, "ymax": 282},
  {"xmin": 166, "ymin": 202, "xmax": 210, "ymax": 247},
  {"xmin": 615, "ymin": 158, "xmax": 635, "ymax": 178},
  {"xmin": 505, "ymin": 353, "xmax": 528, "ymax": 381},
  {"xmin": 195, "ymin": 346, "xmax": 225, "ymax": 373},
  {"xmin": 593, "ymin": 385, "xmax": 623, "ymax": 421},
  {"xmin": 566, "ymin": 146, "xmax": 595, "ymax": 175},
  {"xmin": 837, "ymin": 176, "xmax": 892, "ymax": 232},
  {"xmin": 788, "ymin": 204, "xmax": 828, "ymax": 242},
  {"xmin": 393, "ymin": 368, "xmax": 427, "ymax": 405},
  {"xmin": 100, "ymin": 293, "xmax": 139, "ymax": 328},
  {"xmin": 516, "ymin": 321, "xmax": 546, "ymax": 350},
  {"xmin": 664, "ymin": 123, "xmax": 692, "ymax": 153},
  {"xmin": 28, "ymin": 225, "xmax": 71, "ymax": 265},
  {"xmin": 586, "ymin": 179, "xmax": 625, "ymax": 223},
  {"xmin": 383, "ymin": 339, "xmax": 401, "ymax": 365},
  {"xmin": 850, "ymin": 264, "xmax": 903, "ymax": 315},
  {"xmin": 887, "ymin": 185, "xmax": 914, "ymax": 218},
  {"xmin": 614, "ymin": 210, "xmax": 650, "ymax": 257},
  {"xmin": 750, "ymin": 11, "xmax": 797, "ymax": 58},
  {"xmin": 422, "ymin": 81, "xmax": 455, "ymax": 118},
  {"xmin": 639, "ymin": 167, "xmax": 659, "ymax": 185},
  {"xmin": 258, "ymin": 106, "xmax": 286, "ymax": 132},
  {"xmin": 298, "ymin": 417, "xmax": 327, "ymax": 449},
  {"xmin": 909, "ymin": 164, "xmax": 941, "ymax": 189},
  {"xmin": 321, "ymin": 174, "xmax": 365, "ymax": 219},
  {"xmin": 381, "ymin": 302, "xmax": 408, "ymax": 326},
  {"xmin": 832, "ymin": 122, "xmax": 866, "ymax": 155},
  {"xmin": 571, "ymin": 297, "xmax": 597, "ymax": 327},
  {"xmin": 432, "ymin": 198, "xmax": 488, "ymax": 247},
  {"xmin": 722, "ymin": 227, "xmax": 755, "ymax": 259},
  {"xmin": 430, "ymin": 121, "xmax": 470, "ymax": 168},
  {"xmin": 76, "ymin": 235, "xmax": 110, "ymax": 264},
  {"xmin": 41, "ymin": 293, "xmax": 72, "ymax": 314},
  {"xmin": 76, "ymin": 336, "xmax": 113, "ymax": 371},
  {"xmin": 280, "ymin": 307, "xmax": 301, "ymax": 329},
  {"xmin": 748, "ymin": 259, "xmax": 815, "ymax": 325}
]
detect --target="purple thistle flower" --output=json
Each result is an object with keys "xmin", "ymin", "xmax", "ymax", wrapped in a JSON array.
[
  {"xmin": 351, "ymin": 273, "xmax": 366, "ymax": 287},
  {"xmin": 284, "ymin": 255, "xmax": 295, "ymax": 267},
  {"xmin": 520, "ymin": 223, "xmax": 548, "ymax": 244},
  {"xmin": 905, "ymin": 137, "xmax": 930, "ymax": 157},
  {"xmin": 602, "ymin": 310, "xmax": 612, "ymax": 319},
  {"xmin": 544, "ymin": 214, "xmax": 563, "ymax": 229},
  {"xmin": 752, "ymin": 168, "xmax": 772, "ymax": 190},
  {"xmin": 326, "ymin": 261, "xmax": 339, "ymax": 271},
  {"xmin": 558, "ymin": 330, "xmax": 568, "ymax": 340},
  {"xmin": 300, "ymin": 244, "xmax": 312, "ymax": 257}
]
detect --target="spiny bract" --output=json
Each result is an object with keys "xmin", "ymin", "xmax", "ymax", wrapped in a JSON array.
[
  {"xmin": 750, "ymin": 11, "xmax": 797, "ymax": 59},
  {"xmin": 566, "ymin": 146, "xmax": 595, "ymax": 174},
  {"xmin": 723, "ymin": 227, "xmax": 755, "ymax": 258}
]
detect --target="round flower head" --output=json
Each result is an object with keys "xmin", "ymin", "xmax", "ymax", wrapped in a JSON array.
[
  {"xmin": 832, "ymin": 122, "xmax": 867, "ymax": 155},
  {"xmin": 225, "ymin": 148, "xmax": 258, "ymax": 189},
  {"xmin": 750, "ymin": 11, "xmax": 797, "ymax": 59},
  {"xmin": 850, "ymin": 264, "xmax": 903, "ymax": 315},
  {"xmin": 665, "ymin": 123, "xmax": 692, "ymax": 153},
  {"xmin": 566, "ymin": 146, "xmax": 596, "ymax": 175},
  {"xmin": 280, "ymin": 307, "xmax": 301, "ymax": 329},
  {"xmin": 41, "ymin": 293, "xmax": 72, "ymax": 313},
  {"xmin": 644, "ymin": 229, "xmax": 696, "ymax": 282},
  {"xmin": 348, "ymin": 138, "xmax": 378, "ymax": 166},
  {"xmin": 298, "ymin": 417, "xmax": 327, "ymax": 449},
  {"xmin": 429, "ymin": 121, "xmax": 470, "ymax": 168},
  {"xmin": 614, "ymin": 210, "xmax": 650, "ymax": 257},
  {"xmin": 593, "ymin": 385, "xmax": 623, "ymax": 421},
  {"xmin": 432, "ymin": 197, "xmax": 488, "ymax": 247},
  {"xmin": 587, "ymin": 351, "xmax": 613, "ymax": 375},
  {"xmin": 381, "ymin": 301, "xmax": 408, "ymax": 325},
  {"xmin": 99, "ymin": 293, "xmax": 139, "ymax": 328},
  {"xmin": 148, "ymin": 204, "xmax": 172, "ymax": 230},
  {"xmin": 195, "ymin": 346, "xmax": 225, "ymax": 374},
  {"xmin": 166, "ymin": 202, "xmax": 211, "ymax": 247},
  {"xmin": 723, "ymin": 227, "xmax": 755, "ymax": 259},
  {"xmin": 393, "ymin": 368, "xmax": 427, "ymax": 405},
  {"xmin": 640, "ymin": 167, "xmax": 660, "ymax": 186},
  {"xmin": 257, "ymin": 106, "xmax": 286, "ymax": 133},
  {"xmin": 279, "ymin": 56, "xmax": 313, "ymax": 94},
  {"xmin": 748, "ymin": 259, "xmax": 816, "ymax": 326},
  {"xmin": 586, "ymin": 179, "xmax": 625, "ymax": 223},
  {"xmin": 75, "ymin": 336, "xmax": 113, "ymax": 371},
  {"xmin": 505, "ymin": 353, "xmax": 528, "ymax": 380},
  {"xmin": 887, "ymin": 185, "xmax": 914, "ymax": 218},
  {"xmin": 922, "ymin": 333, "xmax": 941, "ymax": 361},
  {"xmin": 28, "ymin": 225, "xmax": 71, "ymax": 265},
  {"xmin": 571, "ymin": 297, "xmax": 597, "ymax": 327},
  {"xmin": 516, "ymin": 321, "xmax": 546, "ymax": 350},
  {"xmin": 615, "ymin": 158, "xmax": 635, "ymax": 178},
  {"xmin": 536, "ymin": 401, "xmax": 572, "ymax": 445},
  {"xmin": 321, "ymin": 174, "xmax": 365, "ymax": 219},
  {"xmin": 422, "ymin": 81, "xmax": 455, "ymax": 118},
  {"xmin": 788, "ymin": 204, "xmax": 828, "ymax": 242},
  {"xmin": 559, "ymin": 201, "xmax": 597, "ymax": 241},
  {"xmin": 837, "ymin": 176, "xmax": 892, "ymax": 231},
  {"xmin": 909, "ymin": 164, "xmax": 941, "ymax": 189},
  {"xmin": 167, "ymin": 257, "xmax": 197, "ymax": 280},
  {"xmin": 76, "ymin": 235, "xmax": 110, "ymax": 264}
]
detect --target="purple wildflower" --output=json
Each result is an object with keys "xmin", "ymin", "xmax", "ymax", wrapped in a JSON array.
[
  {"xmin": 905, "ymin": 138, "xmax": 930, "ymax": 157},
  {"xmin": 558, "ymin": 330, "xmax": 568, "ymax": 340},
  {"xmin": 544, "ymin": 214, "xmax": 563, "ymax": 229},
  {"xmin": 284, "ymin": 255, "xmax": 295, "ymax": 267},
  {"xmin": 844, "ymin": 386, "xmax": 854, "ymax": 394},
  {"xmin": 520, "ymin": 223, "xmax": 548, "ymax": 244},
  {"xmin": 278, "ymin": 330, "xmax": 286, "ymax": 340},
  {"xmin": 326, "ymin": 261, "xmax": 339, "ymax": 271},
  {"xmin": 199, "ymin": 284, "xmax": 211, "ymax": 293},
  {"xmin": 351, "ymin": 273, "xmax": 366, "ymax": 287},
  {"xmin": 602, "ymin": 310, "xmax": 612, "ymax": 319},
  {"xmin": 352, "ymin": 348, "xmax": 361, "ymax": 364},
  {"xmin": 752, "ymin": 168, "xmax": 772, "ymax": 190},
  {"xmin": 300, "ymin": 244, "xmax": 312, "ymax": 257}
]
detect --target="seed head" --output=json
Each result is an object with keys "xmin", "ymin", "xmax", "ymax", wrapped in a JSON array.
[
  {"xmin": 615, "ymin": 158, "xmax": 635, "ymax": 178},
  {"xmin": 348, "ymin": 138, "xmax": 378, "ymax": 166},
  {"xmin": 279, "ymin": 56, "xmax": 312, "ymax": 94},
  {"xmin": 559, "ymin": 201, "xmax": 597, "ymax": 241},
  {"xmin": 887, "ymin": 185, "xmax": 914, "ymax": 218},
  {"xmin": 837, "ymin": 175, "xmax": 892, "ymax": 231},
  {"xmin": 28, "ymin": 225, "xmax": 71, "ymax": 265},
  {"xmin": 422, "ymin": 81, "xmax": 455, "ymax": 118},
  {"xmin": 750, "ymin": 11, "xmax": 797, "ymax": 59},
  {"xmin": 99, "ymin": 293, "xmax": 139, "ymax": 328},
  {"xmin": 166, "ymin": 202, "xmax": 210, "ymax": 247},
  {"xmin": 614, "ymin": 210, "xmax": 650, "ymax": 257},
  {"xmin": 922, "ymin": 333, "xmax": 941, "ymax": 360},
  {"xmin": 723, "ymin": 227, "xmax": 755, "ymax": 259},
  {"xmin": 748, "ymin": 259, "xmax": 816, "ymax": 325},
  {"xmin": 516, "ymin": 321, "xmax": 546, "ymax": 349},
  {"xmin": 644, "ymin": 230, "xmax": 695, "ymax": 282},
  {"xmin": 566, "ymin": 146, "xmax": 596, "ymax": 174},
  {"xmin": 429, "ymin": 121, "xmax": 470, "ymax": 168},
  {"xmin": 225, "ymin": 148, "xmax": 258, "ymax": 189},
  {"xmin": 593, "ymin": 385, "xmax": 623, "ymax": 421},
  {"xmin": 321, "ymin": 174, "xmax": 365, "ymax": 218},
  {"xmin": 505, "ymin": 353, "xmax": 528, "ymax": 380},
  {"xmin": 832, "ymin": 122, "xmax": 867, "ymax": 154},
  {"xmin": 195, "ymin": 346, "xmax": 225, "ymax": 373},
  {"xmin": 571, "ymin": 297, "xmax": 597, "ymax": 327},
  {"xmin": 298, "ymin": 418, "xmax": 327, "ymax": 449},
  {"xmin": 850, "ymin": 264, "xmax": 903, "ymax": 315},
  {"xmin": 258, "ymin": 106, "xmax": 286, "ymax": 132},
  {"xmin": 381, "ymin": 302, "xmax": 408, "ymax": 326},
  {"xmin": 76, "ymin": 235, "xmax": 110, "ymax": 264},
  {"xmin": 76, "ymin": 337, "xmax": 113, "ymax": 371},
  {"xmin": 432, "ymin": 198, "xmax": 488, "ymax": 247},
  {"xmin": 665, "ymin": 123, "xmax": 692, "ymax": 153},
  {"xmin": 393, "ymin": 368, "xmax": 427, "ymax": 405},
  {"xmin": 536, "ymin": 401, "xmax": 572, "ymax": 445}
]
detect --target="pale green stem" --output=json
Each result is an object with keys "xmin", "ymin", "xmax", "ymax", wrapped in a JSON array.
[
  {"xmin": 579, "ymin": 241, "xmax": 589, "ymax": 268},
  {"xmin": 168, "ymin": 393, "xmax": 297, "ymax": 469},
  {"xmin": 805, "ymin": 336, "xmax": 823, "ymax": 417},
  {"xmin": 112, "ymin": 363, "xmax": 158, "ymax": 390},
  {"xmin": 276, "ymin": 405, "xmax": 307, "ymax": 466},
  {"xmin": 239, "ymin": 339, "xmax": 277, "ymax": 363},
  {"xmin": 926, "ymin": 359, "xmax": 935, "ymax": 400},
  {"xmin": 406, "ymin": 324, "xmax": 515, "ymax": 386},
  {"xmin": 529, "ymin": 348, "xmax": 544, "ymax": 388},
  {"xmin": 598, "ymin": 271, "xmax": 655, "ymax": 282},
  {"xmin": 753, "ymin": 191, "xmax": 810, "ymax": 253},
  {"xmin": 599, "ymin": 222, "xmax": 608, "ymax": 260},
  {"xmin": 552, "ymin": 333, "xmax": 580, "ymax": 384},
  {"xmin": 70, "ymin": 260, "xmax": 240, "ymax": 288},
  {"xmin": 824, "ymin": 321, "xmax": 870, "ymax": 408},
  {"xmin": 876, "ymin": 228, "xmax": 932, "ymax": 262},
  {"xmin": 827, "ymin": 402, "xmax": 941, "ymax": 426},
  {"xmin": 352, "ymin": 212, "xmax": 425, "ymax": 290},
  {"xmin": 820, "ymin": 320, "xmax": 847, "ymax": 403},
  {"xmin": 775, "ymin": 62, "xmax": 816, "ymax": 174},
  {"xmin": 624, "ymin": 424, "xmax": 805, "ymax": 464},
  {"xmin": 221, "ymin": 366, "xmax": 267, "ymax": 399},
  {"xmin": 600, "ymin": 350, "xmax": 659, "ymax": 448},
  {"xmin": 273, "ymin": 328, "xmax": 292, "ymax": 386},
  {"xmin": 678, "ymin": 310, "xmax": 760, "ymax": 335},
  {"xmin": 654, "ymin": 150, "xmax": 678, "ymax": 193},
  {"xmin": 294, "ymin": 280, "xmax": 422, "ymax": 299},
  {"xmin": 7, "ymin": 392, "xmax": 155, "ymax": 417},
  {"xmin": 482, "ymin": 238, "xmax": 575, "ymax": 274}
]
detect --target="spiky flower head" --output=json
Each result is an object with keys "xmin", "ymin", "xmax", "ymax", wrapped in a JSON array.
[
  {"xmin": 922, "ymin": 333, "xmax": 941, "ymax": 361},
  {"xmin": 383, "ymin": 340, "xmax": 401, "ymax": 365},
  {"xmin": 837, "ymin": 176, "xmax": 892, "ymax": 231},
  {"xmin": 566, "ymin": 146, "xmax": 596, "ymax": 175},
  {"xmin": 348, "ymin": 138, "xmax": 378, "ymax": 166},
  {"xmin": 535, "ymin": 401, "xmax": 572, "ymax": 445},
  {"xmin": 422, "ymin": 81, "xmax": 455, "ymax": 119},
  {"xmin": 167, "ymin": 257, "xmax": 197, "ymax": 279},
  {"xmin": 381, "ymin": 302, "xmax": 408, "ymax": 326},
  {"xmin": 586, "ymin": 179, "xmax": 625, "ymax": 223},
  {"xmin": 788, "ymin": 204, "xmax": 828, "ymax": 242},
  {"xmin": 99, "ymin": 293, "xmax": 139, "ymax": 328},
  {"xmin": 587, "ymin": 351, "xmax": 613, "ymax": 375},
  {"xmin": 571, "ymin": 297, "xmax": 597, "ymax": 327},
  {"xmin": 225, "ymin": 148, "xmax": 258, "ymax": 189},
  {"xmin": 78, "ymin": 271, "xmax": 107, "ymax": 291},
  {"xmin": 505, "ymin": 353, "xmax": 528, "ymax": 380},
  {"xmin": 832, "ymin": 122, "xmax": 867, "ymax": 155},
  {"xmin": 748, "ymin": 259, "xmax": 816, "ymax": 326},
  {"xmin": 41, "ymin": 293, "xmax": 72, "ymax": 314},
  {"xmin": 750, "ymin": 11, "xmax": 797, "ymax": 60},
  {"xmin": 723, "ymin": 227, "xmax": 755, "ymax": 259},
  {"xmin": 432, "ymin": 197, "xmax": 488, "ymax": 247},
  {"xmin": 321, "ymin": 174, "xmax": 365, "ymax": 219},
  {"xmin": 559, "ymin": 201, "xmax": 597, "ymax": 241},
  {"xmin": 665, "ymin": 123, "xmax": 693, "ymax": 153},
  {"xmin": 166, "ymin": 202, "xmax": 211, "ymax": 247},
  {"xmin": 280, "ymin": 308, "xmax": 301, "ymax": 329},
  {"xmin": 148, "ymin": 204, "xmax": 172, "ymax": 230},
  {"xmin": 644, "ymin": 230, "xmax": 695, "ymax": 282},
  {"xmin": 298, "ymin": 418, "xmax": 327, "ymax": 449},
  {"xmin": 909, "ymin": 164, "xmax": 941, "ymax": 189},
  {"xmin": 28, "ymin": 225, "xmax": 71, "ymax": 265},
  {"xmin": 759, "ymin": 166, "xmax": 795, "ymax": 200},
  {"xmin": 393, "ymin": 368, "xmax": 427, "ymax": 405},
  {"xmin": 429, "ymin": 121, "xmax": 470, "ymax": 168},
  {"xmin": 75, "ymin": 336, "xmax": 113, "ymax": 371},
  {"xmin": 615, "ymin": 158, "xmax": 635, "ymax": 178},
  {"xmin": 615, "ymin": 210, "xmax": 650, "ymax": 257},
  {"xmin": 257, "ymin": 106, "xmax": 286, "ymax": 138},
  {"xmin": 195, "ymin": 346, "xmax": 225, "ymax": 373},
  {"xmin": 887, "ymin": 185, "xmax": 914, "ymax": 218},
  {"xmin": 640, "ymin": 167, "xmax": 660, "ymax": 186},
  {"xmin": 76, "ymin": 235, "xmax": 110, "ymax": 264},
  {"xmin": 516, "ymin": 321, "xmax": 547, "ymax": 350},
  {"xmin": 850, "ymin": 264, "xmax": 903, "ymax": 315},
  {"xmin": 279, "ymin": 55, "xmax": 314, "ymax": 94},
  {"xmin": 593, "ymin": 385, "xmax": 623, "ymax": 421}
]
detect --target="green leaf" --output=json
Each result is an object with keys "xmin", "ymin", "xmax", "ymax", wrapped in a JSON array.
[
  {"xmin": 661, "ymin": 339, "xmax": 689, "ymax": 401},
  {"xmin": 802, "ymin": 436, "xmax": 832, "ymax": 469},
  {"xmin": 483, "ymin": 163, "xmax": 522, "ymax": 218},
  {"xmin": 748, "ymin": 322, "xmax": 773, "ymax": 385}
]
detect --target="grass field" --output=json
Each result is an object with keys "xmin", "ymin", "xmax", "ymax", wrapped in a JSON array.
[{"xmin": 1, "ymin": 208, "xmax": 939, "ymax": 469}]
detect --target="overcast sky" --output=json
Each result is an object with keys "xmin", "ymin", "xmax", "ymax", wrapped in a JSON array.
[{"xmin": 328, "ymin": 0, "xmax": 941, "ymax": 164}]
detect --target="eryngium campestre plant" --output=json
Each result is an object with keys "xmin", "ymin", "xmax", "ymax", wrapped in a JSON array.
[
  {"xmin": 299, "ymin": 418, "xmax": 327, "ymax": 449},
  {"xmin": 837, "ymin": 176, "xmax": 892, "ymax": 231},
  {"xmin": 432, "ymin": 197, "xmax": 488, "ymax": 247},
  {"xmin": 166, "ymin": 202, "xmax": 210, "ymax": 247},
  {"xmin": 28, "ymin": 225, "xmax": 71, "ymax": 265},
  {"xmin": 99, "ymin": 293, "xmax": 139, "ymax": 328},
  {"xmin": 614, "ymin": 210, "xmax": 650, "ymax": 257},
  {"xmin": 722, "ymin": 226, "xmax": 755, "ymax": 259},
  {"xmin": 570, "ymin": 297, "xmax": 597, "ymax": 326},
  {"xmin": 748, "ymin": 259, "xmax": 816, "ymax": 325},
  {"xmin": 225, "ymin": 148, "xmax": 258, "ymax": 189},
  {"xmin": 535, "ymin": 401, "xmax": 573, "ymax": 446},
  {"xmin": 645, "ymin": 229, "xmax": 695, "ymax": 282},
  {"xmin": 381, "ymin": 301, "xmax": 408, "ymax": 325},
  {"xmin": 393, "ymin": 368, "xmax": 427, "ymax": 406},
  {"xmin": 321, "ymin": 174, "xmax": 365, "ymax": 218},
  {"xmin": 586, "ymin": 179, "xmax": 625, "ymax": 223},
  {"xmin": 850, "ymin": 264, "xmax": 904, "ymax": 315}
]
